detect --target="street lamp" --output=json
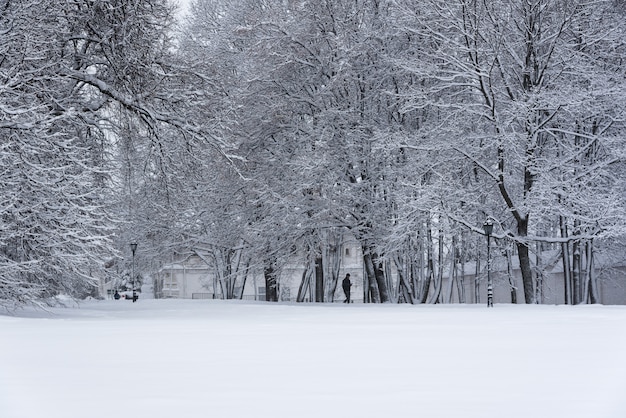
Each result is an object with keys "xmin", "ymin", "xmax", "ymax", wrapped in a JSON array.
[
  {"xmin": 483, "ymin": 220, "xmax": 494, "ymax": 307},
  {"xmin": 130, "ymin": 243, "xmax": 138, "ymax": 303}
]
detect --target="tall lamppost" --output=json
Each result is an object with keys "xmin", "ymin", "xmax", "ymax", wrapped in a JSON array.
[
  {"xmin": 130, "ymin": 243, "xmax": 138, "ymax": 303},
  {"xmin": 483, "ymin": 220, "xmax": 494, "ymax": 307}
]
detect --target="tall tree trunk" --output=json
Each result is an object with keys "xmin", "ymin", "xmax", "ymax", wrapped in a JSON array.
[
  {"xmin": 454, "ymin": 231, "xmax": 465, "ymax": 303},
  {"xmin": 314, "ymin": 256, "xmax": 324, "ymax": 302},
  {"xmin": 264, "ymin": 261, "xmax": 279, "ymax": 302},
  {"xmin": 297, "ymin": 268, "xmax": 313, "ymax": 302},
  {"xmin": 457, "ymin": 247, "xmax": 466, "ymax": 304},
  {"xmin": 572, "ymin": 241, "xmax": 581, "ymax": 304},
  {"xmin": 395, "ymin": 254, "xmax": 417, "ymax": 304},
  {"xmin": 363, "ymin": 252, "xmax": 381, "ymax": 303},
  {"xmin": 421, "ymin": 224, "xmax": 434, "ymax": 304},
  {"xmin": 363, "ymin": 267, "xmax": 371, "ymax": 303},
  {"xmin": 422, "ymin": 261, "xmax": 434, "ymax": 304},
  {"xmin": 428, "ymin": 225, "xmax": 444, "ymax": 304},
  {"xmin": 586, "ymin": 240, "xmax": 599, "ymax": 304},
  {"xmin": 374, "ymin": 257, "xmax": 390, "ymax": 303},
  {"xmin": 560, "ymin": 217, "xmax": 573, "ymax": 304},
  {"xmin": 446, "ymin": 244, "xmax": 456, "ymax": 303},
  {"xmin": 384, "ymin": 262, "xmax": 397, "ymax": 303},
  {"xmin": 535, "ymin": 243, "xmax": 543, "ymax": 304},
  {"xmin": 414, "ymin": 227, "xmax": 426, "ymax": 303},
  {"xmin": 516, "ymin": 218, "xmax": 535, "ymax": 303},
  {"xmin": 237, "ymin": 260, "xmax": 250, "ymax": 300},
  {"xmin": 323, "ymin": 231, "xmax": 343, "ymax": 302},
  {"xmin": 474, "ymin": 254, "xmax": 481, "ymax": 304},
  {"xmin": 505, "ymin": 249, "xmax": 518, "ymax": 304}
]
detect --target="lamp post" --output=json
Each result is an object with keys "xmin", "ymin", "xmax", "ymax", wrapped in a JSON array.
[
  {"xmin": 483, "ymin": 220, "xmax": 494, "ymax": 307},
  {"xmin": 130, "ymin": 243, "xmax": 138, "ymax": 303}
]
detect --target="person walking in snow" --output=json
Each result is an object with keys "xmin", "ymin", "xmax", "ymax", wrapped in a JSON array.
[{"xmin": 342, "ymin": 274, "xmax": 352, "ymax": 304}]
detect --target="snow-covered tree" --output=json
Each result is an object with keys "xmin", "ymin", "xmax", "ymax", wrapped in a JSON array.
[
  {"xmin": 0, "ymin": 0, "xmax": 188, "ymax": 306},
  {"xmin": 392, "ymin": 0, "xmax": 626, "ymax": 303}
]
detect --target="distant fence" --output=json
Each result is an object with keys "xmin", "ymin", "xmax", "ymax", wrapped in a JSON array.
[
  {"xmin": 191, "ymin": 293, "xmax": 265, "ymax": 301},
  {"xmin": 189, "ymin": 293, "xmax": 361, "ymax": 303},
  {"xmin": 191, "ymin": 293, "xmax": 216, "ymax": 300}
]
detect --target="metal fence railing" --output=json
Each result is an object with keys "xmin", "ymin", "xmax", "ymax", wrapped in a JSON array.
[
  {"xmin": 187, "ymin": 293, "xmax": 362, "ymax": 303},
  {"xmin": 190, "ymin": 293, "xmax": 266, "ymax": 301}
]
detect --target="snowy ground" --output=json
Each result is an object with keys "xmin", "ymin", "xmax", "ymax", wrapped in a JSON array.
[{"xmin": 1, "ymin": 300, "xmax": 626, "ymax": 418}]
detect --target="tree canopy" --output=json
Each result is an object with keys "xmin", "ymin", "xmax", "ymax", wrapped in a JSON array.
[{"xmin": 2, "ymin": 0, "xmax": 625, "ymax": 306}]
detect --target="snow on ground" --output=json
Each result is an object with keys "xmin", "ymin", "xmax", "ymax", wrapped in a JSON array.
[{"xmin": 1, "ymin": 300, "xmax": 626, "ymax": 418}]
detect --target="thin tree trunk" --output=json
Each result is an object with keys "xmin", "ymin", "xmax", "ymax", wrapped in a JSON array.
[
  {"xmin": 421, "ymin": 223, "xmax": 434, "ymax": 304},
  {"xmin": 457, "ymin": 258, "xmax": 466, "ymax": 304},
  {"xmin": 395, "ymin": 256, "xmax": 406, "ymax": 303},
  {"xmin": 572, "ymin": 240, "xmax": 581, "ymax": 304},
  {"xmin": 385, "ymin": 262, "xmax": 397, "ymax": 303},
  {"xmin": 395, "ymin": 254, "xmax": 416, "ymax": 304},
  {"xmin": 586, "ymin": 240, "xmax": 599, "ymax": 304},
  {"xmin": 414, "ymin": 227, "xmax": 425, "ymax": 303},
  {"xmin": 363, "ymin": 263, "xmax": 370, "ymax": 303},
  {"xmin": 314, "ymin": 256, "xmax": 324, "ymax": 302},
  {"xmin": 474, "ymin": 254, "xmax": 480, "ymax": 304},
  {"xmin": 457, "ymin": 232, "xmax": 466, "ymax": 303},
  {"xmin": 431, "ymin": 225, "xmax": 444, "ymax": 303},
  {"xmin": 535, "ymin": 243, "xmax": 543, "ymax": 304},
  {"xmin": 237, "ymin": 259, "xmax": 250, "ymax": 300},
  {"xmin": 506, "ymin": 249, "xmax": 518, "ymax": 304},
  {"xmin": 560, "ymin": 216, "xmax": 572, "ymax": 304},
  {"xmin": 297, "ymin": 268, "xmax": 313, "ymax": 302},
  {"xmin": 446, "ymin": 240, "xmax": 456, "ymax": 303}
]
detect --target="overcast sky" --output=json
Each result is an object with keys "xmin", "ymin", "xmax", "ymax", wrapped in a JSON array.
[{"xmin": 172, "ymin": 0, "xmax": 191, "ymax": 20}]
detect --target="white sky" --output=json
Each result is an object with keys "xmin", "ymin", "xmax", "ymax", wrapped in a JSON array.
[
  {"xmin": 2, "ymin": 299, "xmax": 626, "ymax": 418},
  {"xmin": 173, "ymin": 0, "xmax": 191, "ymax": 20}
]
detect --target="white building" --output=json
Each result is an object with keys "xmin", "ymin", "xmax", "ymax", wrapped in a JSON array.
[{"xmin": 153, "ymin": 237, "xmax": 365, "ymax": 302}]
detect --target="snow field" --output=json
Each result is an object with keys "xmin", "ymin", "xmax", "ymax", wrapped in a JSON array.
[{"xmin": 1, "ymin": 300, "xmax": 626, "ymax": 418}]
